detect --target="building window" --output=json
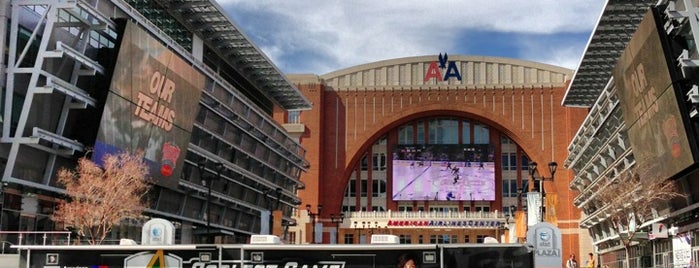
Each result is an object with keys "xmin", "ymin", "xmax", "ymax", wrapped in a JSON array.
[
  {"xmin": 476, "ymin": 235, "xmax": 486, "ymax": 243},
  {"xmin": 348, "ymin": 179, "xmax": 356, "ymax": 197},
  {"xmin": 429, "ymin": 235, "xmax": 437, "ymax": 244},
  {"xmin": 429, "ymin": 235, "xmax": 456, "ymax": 244},
  {"xmin": 501, "ymin": 153, "xmax": 519, "ymax": 171},
  {"xmin": 462, "ymin": 120, "xmax": 471, "ymax": 144},
  {"xmin": 344, "ymin": 233, "xmax": 354, "ymax": 244},
  {"xmin": 501, "ymin": 136, "xmax": 513, "ymax": 144},
  {"xmin": 372, "ymin": 180, "xmax": 386, "ymax": 197},
  {"xmin": 463, "ymin": 235, "xmax": 470, "ymax": 243},
  {"xmin": 521, "ymin": 155, "xmax": 530, "ymax": 171},
  {"xmin": 360, "ymin": 155, "xmax": 368, "ymax": 171},
  {"xmin": 475, "ymin": 205, "xmax": 490, "ymax": 212},
  {"xmin": 502, "ymin": 179, "xmax": 517, "ymax": 197},
  {"xmin": 288, "ymin": 110, "xmax": 300, "ymax": 124},
  {"xmin": 400, "ymin": 234, "xmax": 412, "ymax": 244},
  {"xmin": 428, "ymin": 118, "xmax": 458, "ymax": 144},
  {"xmin": 416, "ymin": 121, "xmax": 425, "ymax": 144},
  {"xmin": 372, "ymin": 153, "xmax": 386, "ymax": 171},
  {"xmin": 398, "ymin": 125, "xmax": 414, "ymax": 144},
  {"xmin": 429, "ymin": 206, "xmax": 458, "ymax": 213},
  {"xmin": 360, "ymin": 180, "xmax": 368, "ymax": 197},
  {"xmin": 398, "ymin": 205, "xmax": 413, "ymax": 212},
  {"xmin": 474, "ymin": 123, "xmax": 489, "ymax": 144}
]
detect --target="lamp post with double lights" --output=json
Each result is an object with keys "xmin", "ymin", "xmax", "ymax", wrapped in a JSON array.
[
  {"xmin": 527, "ymin": 161, "xmax": 557, "ymax": 223},
  {"xmin": 197, "ymin": 159, "xmax": 224, "ymax": 243},
  {"xmin": 306, "ymin": 204, "xmax": 322, "ymax": 243},
  {"xmin": 330, "ymin": 213, "xmax": 344, "ymax": 244},
  {"xmin": 353, "ymin": 221, "xmax": 379, "ymax": 243}
]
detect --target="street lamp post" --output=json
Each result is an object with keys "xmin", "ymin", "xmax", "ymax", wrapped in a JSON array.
[
  {"xmin": 366, "ymin": 221, "xmax": 378, "ymax": 235},
  {"xmin": 330, "ymin": 213, "xmax": 344, "ymax": 244},
  {"xmin": 517, "ymin": 187, "xmax": 523, "ymax": 210},
  {"xmin": 527, "ymin": 161, "xmax": 557, "ymax": 223},
  {"xmin": 306, "ymin": 204, "xmax": 322, "ymax": 243},
  {"xmin": 282, "ymin": 220, "xmax": 297, "ymax": 242},
  {"xmin": 198, "ymin": 159, "xmax": 224, "ymax": 243},
  {"xmin": 263, "ymin": 187, "xmax": 283, "ymax": 235}
]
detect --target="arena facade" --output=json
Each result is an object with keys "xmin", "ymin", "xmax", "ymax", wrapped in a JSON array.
[
  {"xmin": 285, "ymin": 54, "xmax": 591, "ymax": 257},
  {"xmin": 0, "ymin": 0, "xmax": 310, "ymax": 244}
]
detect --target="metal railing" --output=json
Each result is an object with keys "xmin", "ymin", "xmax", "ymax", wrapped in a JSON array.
[{"xmin": 0, "ymin": 231, "xmax": 72, "ymax": 250}]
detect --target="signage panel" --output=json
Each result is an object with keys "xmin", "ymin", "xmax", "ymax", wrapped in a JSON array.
[
  {"xmin": 94, "ymin": 21, "xmax": 205, "ymax": 189},
  {"xmin": 526, "ymin": 222, "xmax": 563, "ymax": 268},
  {"xmin": 613, "ymin": 9, "xmax": 694, "ymax": 179}
]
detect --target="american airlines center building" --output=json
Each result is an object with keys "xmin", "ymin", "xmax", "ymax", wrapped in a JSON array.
[{"xmin": 285, "ymin": 55, "xmax": 591, "ymax": 256}]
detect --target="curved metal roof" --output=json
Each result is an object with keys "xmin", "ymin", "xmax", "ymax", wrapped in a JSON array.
[
  {"xmin": 563, "ymin": 0, "xmax": 656, "ymax": 107},
  {"xmin": 320, "ymin": 54, "xmax": 572, "ymax": 89},
  {"xmin": 153, "ymin": 0, "xmax": 312, "ymax": 110}
]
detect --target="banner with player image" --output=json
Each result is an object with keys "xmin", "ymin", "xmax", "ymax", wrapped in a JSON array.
[
  {"xmin": 93, "ymin": 21, "xmax": 205, "ymax": 189},
  {"xmin": 392, "ymin": 144, "xmax": 495, "ymax": 201}
]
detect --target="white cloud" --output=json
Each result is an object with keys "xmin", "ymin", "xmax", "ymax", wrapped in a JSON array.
[{"xmin": 218, "ymin": 0, "xmax": 606, "ymax": 74}]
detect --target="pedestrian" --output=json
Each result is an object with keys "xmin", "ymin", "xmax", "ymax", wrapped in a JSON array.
[
  {"xmin": 583, "ymin": 253, "xmax": 596, "ymax": 268},
  {"xmin": 566, "ymin": 254, "xmax": 578, "ymax": 268},
  {"xmin": 397, "ymin": 253, "xmax": 418, "ymax": 268}
]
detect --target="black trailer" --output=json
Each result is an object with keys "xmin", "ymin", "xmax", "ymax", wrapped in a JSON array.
[{"xmin": 15, "ymin": 242, "xmax": 533, "ymax": 268}]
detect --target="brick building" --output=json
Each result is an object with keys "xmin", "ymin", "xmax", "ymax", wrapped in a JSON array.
[{"xmin": 280, "ymin": 55, "xmax": 590, "ymax": 257}]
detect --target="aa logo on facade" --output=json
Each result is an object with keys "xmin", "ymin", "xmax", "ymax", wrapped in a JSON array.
[{"xmin": 424, "ymin": 53, "xmax": 462, "ymax": 82}]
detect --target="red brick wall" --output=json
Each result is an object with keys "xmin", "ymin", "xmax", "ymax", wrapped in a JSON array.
[{"xmin": 286, "ymin": 74, "xmax": 587, "ymax": 249}]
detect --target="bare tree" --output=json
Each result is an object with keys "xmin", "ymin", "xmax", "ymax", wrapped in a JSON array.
[
  {"xmin": 51, "ymin": 151, "xmax": 151, "ymax": 245},
  {"xmin": 594, "ymin": 164, "xmax": 684, "ymax": 268}
]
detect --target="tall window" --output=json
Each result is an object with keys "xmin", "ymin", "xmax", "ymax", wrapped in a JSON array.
[
  {"xmin": 474, "ymin": 123, "xmax": 489, "ymax": 144},
  {"xmin": 348, "ymin": 179, "xmax": 356, "ymax": 197},
  {"xmin": 360, "ymin": 154, "xmax": 368, "ymax": 171},
  {"xmin": 521, "ymin": 155, "xmax": 530, "ymax": 171},
  {"xmin": 372, "ymin": 153, "xmax": 386, "ymax": 171},
  {"xmin": 416, "ymin": 121, "xmax": 425, "ymax": 144},
  {"xmin": 462, "ymin": 120, "xmax": 471, "ymax": 144},
  {"xmin": 428, "ymin": 118, "xmax": 458, "ymax": 144},
  {"xmin": 398, "ymin": 125, "xmax": 413, "ymax": 144},
  {"xmin": 502, "ymin": 179, "xmax": 517, "ymax": 197},
  {"xmin": 501, "ymin": 153, "xmax": 517, "ymax": 170},
  {"xmin": 372, "ymin": 180, "xmax": 386, "ymax": 197},
  {"xmin": 360, "ymin": 180, "xmax": 368, "ymax": 197}
]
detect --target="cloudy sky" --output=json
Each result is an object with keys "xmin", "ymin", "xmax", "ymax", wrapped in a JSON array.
[{"xmin": 218, "ymin": 1, "xmax": 606, "ymax": 75}]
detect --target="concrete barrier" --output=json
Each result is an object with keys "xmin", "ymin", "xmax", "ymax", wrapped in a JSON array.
[{"xmin": 0, "ymin": 254, "xmax": 20, "ymax": 268}]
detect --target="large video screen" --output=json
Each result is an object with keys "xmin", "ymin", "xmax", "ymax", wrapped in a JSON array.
[
  {"xmin": 614, "ymin": 8, "xmax": 694, "ymax": 179},
  {"xmin": 93, "ymin": 21, "xmax": 205, "ymax": 189},
  {"xmin": 392, "ymin": 144, "xmax": 495, "ymax": 201}
]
